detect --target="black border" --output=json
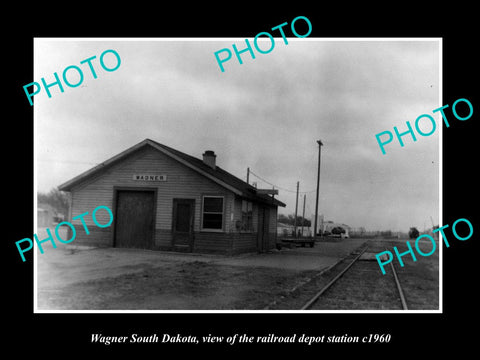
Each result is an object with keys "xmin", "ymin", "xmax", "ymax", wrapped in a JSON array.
[{"xmin": 6, "ymin": 5, "xmax": 478, "ymax": 355}]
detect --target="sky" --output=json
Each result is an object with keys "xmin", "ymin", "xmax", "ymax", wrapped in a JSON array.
[{"xmin": 34, "ymin": 38, "xmax": 440, "ymax": 232}]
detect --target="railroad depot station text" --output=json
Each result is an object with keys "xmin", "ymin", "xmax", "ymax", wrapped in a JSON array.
[{"xmin": 91, "ymin": 333, "xmax": 391, "ymax": 345}]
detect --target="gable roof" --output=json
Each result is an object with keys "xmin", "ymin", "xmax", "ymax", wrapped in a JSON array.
[{"xmin": 58, "ymin": 138, "xmax": 286, "ymax": 207}]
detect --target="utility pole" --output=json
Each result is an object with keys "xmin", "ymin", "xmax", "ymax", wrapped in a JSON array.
[
  {"xmin": 246, "ymin": 167, "xmax": 250, "ymax": 184},
  {"xmin": 301, "ymin": 194, "xmax": 306, "ymax": 237},
  {"xmin": 294, "ymin": 181, "xmax": 299, "ymax": 238},
  {"xmin": 314, "ymin": 140, "xmax": 323, "ymax": 241}
]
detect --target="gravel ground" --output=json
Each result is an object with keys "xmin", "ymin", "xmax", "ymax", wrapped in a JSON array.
[
  {"xmin": 35, "ymin": 236, "xmax": 439, "ymax": 311},
  {"xmin": 37, "ymin": 261, "xmax": 318, "ymax": 310},
  {"xmin": 36, "ymin": 237, "xmax": 368, "ymax": 311},
  {"xmin": 268, "ymin": 239, "xmax": 440, "ymax": 311}
]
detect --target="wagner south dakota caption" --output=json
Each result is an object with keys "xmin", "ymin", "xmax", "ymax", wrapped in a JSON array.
[{"xmin": 91, "ymin": 333, "xmax": 199, "ymax": 345}]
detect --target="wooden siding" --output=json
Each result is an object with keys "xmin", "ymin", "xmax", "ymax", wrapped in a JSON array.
[
  {"xmin": 231, "ymin": 233, "xmax": 257, "ymax": 252},
  {"xmin": 73, "ymin": 227, "xmax": 111, "ymax": 247},
  {"xmin": 194, "ymin": 232, "xmax": 233, "ymax": 253},
  {"xmin": 68, "ymin": 146, "xmax": 235, "ymax": 247},
  {"xmin": 232, "ymin": 196, "xmax": 259, "ymax": 232},
  {"xmin": 231, "ymin": 196, "xmax": 278, "ymax": 251},
  {"xmin": 155, "ymin": 229, "xmax": 172, "ymax": 249},
  {"xmin": 268, "ymin": 206, "xmax": 278, "ymax": 248},
  {"xmin": 232, "ymin": 196, "xmax": 278, "ymax": 235},
  {"xmin": 66, "ymin": 145, "xmax": 280, "ymax": 253}
]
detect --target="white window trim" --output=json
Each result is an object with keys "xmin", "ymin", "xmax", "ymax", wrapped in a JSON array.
[{"xmin": 201, "ymin": 195, "xmax": 225, "ymax": 232}]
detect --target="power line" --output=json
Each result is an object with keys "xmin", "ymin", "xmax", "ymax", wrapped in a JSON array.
[{"xmin": 248, "ymin": 169, "xmax": 316, "ymax": 194}]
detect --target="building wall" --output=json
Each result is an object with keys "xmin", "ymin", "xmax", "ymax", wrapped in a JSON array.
[
  {"xmin": 268, "ymin": 206, "xmax": 277, "ymax": 236},
  {"xmin": 268, "ymin": 206, "xmax": 278, "ymax": 249},
  {"xmin": 68, "ymin": 146, "xmax": 236, "ymax": 249},
  {"xmin": 230, "ymin": 196, "xmax": 258, "ymax": 252},
  {"xmin": 65, "ymin": 145, "xmax": 281, "ymax": 253},
  {"xmin": 229, "ymin": 196, "xmax": 279, "ymax": 252},
  {"xmin": 231, "ymin": 196, "xmax": 259, "ymax": 231}
]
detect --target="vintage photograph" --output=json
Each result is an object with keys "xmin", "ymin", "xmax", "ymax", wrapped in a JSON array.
[{"xmin": 34, "ymin": 38, "xmax": 441, "ymax": 311}]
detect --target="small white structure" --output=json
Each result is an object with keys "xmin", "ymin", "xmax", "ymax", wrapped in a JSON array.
[
  {"xmin": 37, "ymin": 203, "xmax": 55, "ymax": 227},
  {"xmin": 310, "ymin": 215, "xmax": 350, "ymax": 238}
]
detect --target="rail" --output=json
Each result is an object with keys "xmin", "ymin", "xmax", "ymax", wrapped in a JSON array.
[{"xmin": 301, "ymin": 245, "xmax": 408, "ymax": 310}]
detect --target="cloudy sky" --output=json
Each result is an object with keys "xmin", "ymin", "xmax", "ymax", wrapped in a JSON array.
[{"xmin": 34, "ymin": 38, "xmax": 440, "ymax": 232}]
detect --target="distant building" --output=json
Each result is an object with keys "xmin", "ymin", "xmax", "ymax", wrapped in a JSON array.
[
  {"xmin": 277, "ymin": 222, "xmax": 312, "ymax": 237},
  {"xmin": 37, "ymin": 203, "xmax": 66, "ymax": 227},
  {"xmin": 310, "ymin": 216, "xmax": 350, "ymax": 238},
  {"xmin": 37, "ymin": 203, "xmax": 55, "ymax": 227},
  {"xmin": 277, "ymin": 222, "xmax": 293, "ymax": 236},
  {"xmin": 323, "ymin": 221, "xmax": 350, "ymax": 238}
]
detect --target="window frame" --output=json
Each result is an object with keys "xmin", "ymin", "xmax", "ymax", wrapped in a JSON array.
[{"xmin": 201, "ymin": 195, "xmax": 225, "ymax": 232}]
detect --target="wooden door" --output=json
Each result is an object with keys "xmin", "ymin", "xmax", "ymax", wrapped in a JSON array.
[
  {"xmin": 114, "ymin": 190, "xmax": 155, "ymax": 249},
  {"xmin": 257, "ymin": 206, "xmax": 270, "ymax": 252},
  {"xmin": 172, "ymin": 199, "xmax": 195, "ymax": 251}
]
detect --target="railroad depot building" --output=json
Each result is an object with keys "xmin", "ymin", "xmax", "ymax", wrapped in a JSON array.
[{"xmin": 58, "ymin": 139, "xmax": 285, "ymax": 254}]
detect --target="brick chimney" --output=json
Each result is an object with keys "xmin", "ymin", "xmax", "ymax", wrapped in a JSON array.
[{"xmin": 202, "ymin": 150, "xmax": 216, "ymax": 169}]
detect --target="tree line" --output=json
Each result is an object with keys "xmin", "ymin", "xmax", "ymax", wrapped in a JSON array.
[
  {"xmin": 277, "ymin": 214, "xmax": 311, "ymax": 227},
  {"xmin": 37, "ymin": 187, "xmax": 69, "ymax": 215}
]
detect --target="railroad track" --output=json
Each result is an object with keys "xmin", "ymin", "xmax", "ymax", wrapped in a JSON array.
[{"xmin": 301, "ymin": 242, "xmax": 408, "ymax": 310}]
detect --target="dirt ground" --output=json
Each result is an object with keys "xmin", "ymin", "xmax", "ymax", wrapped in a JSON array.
[{"xmin": 36, "ymin": 238, "xmax": 368, "ymax": 311}]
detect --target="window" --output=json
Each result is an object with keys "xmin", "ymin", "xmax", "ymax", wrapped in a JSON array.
[
  {"xmin": 241, "ymin": 200, "xmax": 253, "ymax": 231},
  {"xmin": 202, "ymin": 196, "xmax": 224, "ymax": 230}
]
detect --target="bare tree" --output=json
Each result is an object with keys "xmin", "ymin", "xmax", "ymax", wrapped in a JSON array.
[{"xmin": 37, "ymin": 187, "xmax": 69, "ymax": 215}]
